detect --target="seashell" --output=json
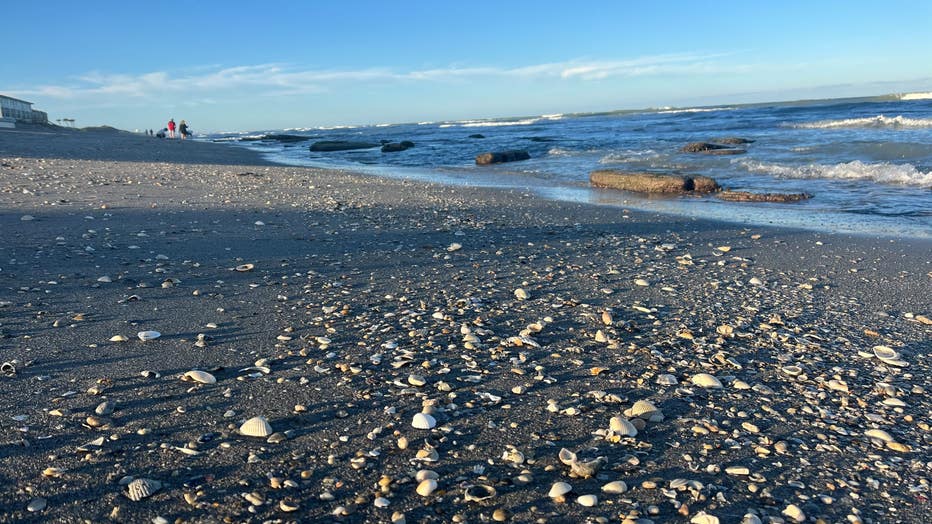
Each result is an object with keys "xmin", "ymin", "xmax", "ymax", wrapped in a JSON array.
[
  {"xmin": 872, "ymin": 345, "xmax": 898, "ymax": 359},
  {"xmin": 656, "ymin": 374, "xmax": 678, "ymax": 385},
  {"xmin": 415, "ymin": 469, "xmax": 439, "ymax": 482},
  {"xmin": 881, "ymin": 397, "xmax": 906, "ymax": 407},
  {"xmin": 463, "ymin": 484, "xmax": 497, "ymax": 502},
  {"xmin": 716, "ymin": 246, "xmax": 731, "ymax": 252},
  {"xmin": 570, "ymin": 457, "xmax": 605, "ymax": 478},
  {"xmin": 137, "ymin": 330, "xmax": 161, "ymax": 341},
  {"xmin": 182, "ymin": 370, "xmax": 216, "ymax": 384},
  {"xmin": 43, "ymin": 467, "xmax": 65, "ymax": 478},
  {"xmin": 447, "ymin": 243, "xmax": 462, "ymax": 252},
  {"xmin": 239, "ymin": 416, "xmax": 273, "ymax": 437},
  {"xmin": 514, "ymin": 288, "xmax": 529, "ymax": 300},
  {"xmin": 548, "ymin": 482, "xmax": 573, "ymax": 498},
  {"xmin": 741, "ymin": 513, "xmax": 763, "ymax": 524},
  {"xmin": 109, "ymin": 335, "xmax": 128, "ymax": 342},
  {"xmin": 576, "ymin": 494, "xmax": 598, "ymax": 507},
  {"xmin": 125, "ymin": 478, "xmax": 162, "ymax": 501},
  {"xmin": 234, "ymin": 263, "xmax": 255, "ymax": 272},
  {"xmin": 558, "ymin": 448, "xmax": 577, "ymax": 465},
  {"xmin": 634, "ymin": 278, "xmax": 649, "ymax": 287},
  {"xmin": 864, "ymin": 429, "xmax": 894, "ymax": 442},
  {"xmin": 279, "ymin": 499, "xmax": 299, "ymax": 512},
  {"xmin": 826, "ymin": 379, "xmax": 849, "ymax": 393},
  {"xmin": 886, "ymin": 441, "xmax": 911, "ymax": 452},
  {"xmin": 782, "ymin": 504, "xmax": 806, "ymax": 523},
  {"xmin": 601, "ymin": 310, "xmax": 613, "ymax": 325},
  {"xmin": 716, "ymin": 325, "xmax": 734, "ymax": 336},
  {"xmin": 412, "ymin": 412, "xmax": 436, "ymax": 430},
  {"xmin": 609, "ymin": 416, "xmax": 637, "ymax": 437},
  {"xmin": 780, "ymin": 365, "xmax": 803, "ymax": 376},
  {"xmin": 625, "ymin": 400, "xmax": 660, "ymax": 419},
  {"xmin": 407, "ymin": 374, "xmax": 427, "ymax": 386},
  {"xmin": 601, "ymin": 480, "xmax": 627, "ymax": 494},
  {"xmin": 691, "ymin": 373, "xmax": 723, "ymax": 388},
  {"xmin": 691, "ymin": 512, "xmax": 721, "ymax": 524},
  {"xmin": 416, "ymin": 479, "xmax": 438, "ymax": 497},
  {"xmin": 27, "ymin": 498, "xmax": 47, "ymax": 512}
]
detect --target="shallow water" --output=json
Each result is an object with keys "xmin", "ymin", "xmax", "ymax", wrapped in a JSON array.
[{"xmin": 207, "ymin": 94, "xmax": 932, "ymax": 238}]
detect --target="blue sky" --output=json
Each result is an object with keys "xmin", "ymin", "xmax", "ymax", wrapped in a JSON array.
[{"xmin": 3, "ymin": 1, "xmax": 930, "ymax": 132}]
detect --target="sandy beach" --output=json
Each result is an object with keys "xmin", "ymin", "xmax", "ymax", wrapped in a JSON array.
[{"xmin": 0, "ymin": 127, "xmax": 929, "ymax": 523}]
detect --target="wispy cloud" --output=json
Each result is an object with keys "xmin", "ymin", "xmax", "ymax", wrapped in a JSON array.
[{"xmin": 8, "ymin": 53, "xmax": 747, "ymax": 100}]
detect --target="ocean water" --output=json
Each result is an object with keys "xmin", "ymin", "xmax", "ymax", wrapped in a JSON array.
[{"xmin": 207, "ymin": 93, "xmax": 932, "ymax": 238}]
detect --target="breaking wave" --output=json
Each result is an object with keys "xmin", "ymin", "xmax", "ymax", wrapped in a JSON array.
[
  {"xmin": 792, "ymin": 115, "xmax": 932, "ymax": 129},
  {"xmin": 736, "ymin": 159, "xmax": 932, "ymax": 187},
  {"xmin": 899, "ymin": 92, "xmax": 932, "ymax": 101}
]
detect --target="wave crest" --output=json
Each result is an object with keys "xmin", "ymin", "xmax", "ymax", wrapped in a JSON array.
[
  {"xmin": 792, "ymin": 114, "xmax": 932, "ymax": 129},
  {"xmin": 899, "ymin": 92, "xmax": 932, "ymax": 101},
  {"xmin": 736, "ymin": 159, "xmax": 932, "ymax": 187}
]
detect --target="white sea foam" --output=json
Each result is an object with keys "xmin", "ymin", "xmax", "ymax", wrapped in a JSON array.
[
  {"xmin": 899, "ymin": 92, "xmax": 932, "ymax": 101},
  {"xmin": 792, "ymin": 114, "xmax": 932, "ymax": 129},
  {"xmin": 599, "ymin": 150, "xmax": 661, "ymax": 164},
  {"xmin": 656, "ymin": 107, "xmax": 733, "ymax": 115},
  {"xmin": 440, "ymin": 118, "xmax": 542, "ymax": 128},
  {"xmin": 736, "ymin": 159, "xmax": 932, "ymax": 187}
]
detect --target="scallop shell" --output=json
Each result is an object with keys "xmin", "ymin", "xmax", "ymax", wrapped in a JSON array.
[
  {"xmin": 137, "ymin": 330, "xmax": 161, "ymax": 341},
  {"xmin": 463, "ymin": 484, "xmax": 497, "ymax": 502},
  {"xmin": 691, "ymin": 373, "xmax": 723, "ymax": 388},
  {"xmin": 608, "ymin": 416, "xmax": 638, "ymax": 437},
  {"xmin": 125, "ymin": 478, "xmax": 162, "ymax": 501},
  {"xmin": 548, "ymin": 481, "xmax": 573, "ymax": 498},
  {"xmin": 412, "ymin": 412, "xmax": 436, "ymax": 430},
  {"xmin": 182, "ymin": 370, "xmax": 216, "ymax": 384},
  {"xmin": 239, "ymin": 416, "xmax": 273, "ymax": 437},
  {"xmin": 625, "ymin": 400, "xmax": 659, "ymax": 419},
  {"xmin": 235, "ymin": 263, "xmax": 255, "ymax": 272}
]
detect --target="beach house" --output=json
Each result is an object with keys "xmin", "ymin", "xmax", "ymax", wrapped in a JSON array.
[{"xmin": 0, "ymin": 95, "xmax": 48, "ymax": 128}]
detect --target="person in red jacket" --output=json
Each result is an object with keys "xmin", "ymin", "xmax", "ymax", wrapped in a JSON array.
[{"xmin": 167, "ymin": 118, "xmax": 176, "ymax": 139}]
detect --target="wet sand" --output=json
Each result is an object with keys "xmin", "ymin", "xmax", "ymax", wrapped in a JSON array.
[{"xmin": 1, "ymin": 127, "xmax": 930, "ymax": 523}]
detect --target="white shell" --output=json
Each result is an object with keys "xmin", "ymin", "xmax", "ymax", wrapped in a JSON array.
[
  {"xmin": 412, "ymin": 412, "xmax": 436, "ymax": 430},
  {"xmin": 463, "ymin": 484, "xmax": 496, "ymax": 502},
  {"xmin": 235, "ymin": 263, "xmax": 255, "ymax": 272},
  {"xmin": 548, "ymin": 482, "xmax": 573, "ymax": 498},
  {"xmin": 576, "ymin": 494, "xmax": 598, "ymax": 507},
  {"xmin": 780, "ymin": 365, "xmax": 803, "ymax": 376},
  {"xmin": 182, "ymin": 370, "xmax": 216, "ymax": 384},
  {"xmin": 109, "ymin": 335, "xmax": 128, "ymax": 342},
  {"xmin": 782, "ymin": 504, "xmax": 806, "ymax": 523},
  {"xmin": 873, "ymin": 345, "xmax": 898, "ymax": 359},
  {"xmin": 514, "ymin": 288, "xmax": 529, "ymax": 300},
  {"xmin": 656, "ymin": 374, "xmax": 678, "ymax": 385},
  {"xmin": 239, "ymin": 416, "xmax": 273, "ymax": 437},
  {"xmin": 691, "ymin": 512, "xmax": 721, "ymax": 524},
  {"xmin": 125, "ymin": 478, "xmax": 162, "ymax": 501},
  {"xmin": 864, "ymin": 428, "xmax": 894, "ymax": 442},
  {"xmin": 691, "ymin": 373, "xmax": 723, "ymax": 389},
  {"xmin": 416, "ymin": 479, "xmax": 437, "ymax": 497},
  {"xmin": 601, "ymin": 480, "xmax": 627, "ymax": 494},
  {"xmin": 625, "ymin": 400, "xmax": 659, "ymax": 419},
  {"xmin": 608, "ymin": 416, "xmax": 638, "ymax": 437},
  {"xmin": 558, "ymin": 448, "xmax": 577, "ymax": 465},
  {"xmin": 137, "ymin": 330, "xmax": 161, "ymax": 341},
  {"xmin": 447, "ymin": 243, "xmax": 462, "ymax": 252},
  {"xmin": 634, "ymin": 279, "xmax": 649, "ymax": 287}
]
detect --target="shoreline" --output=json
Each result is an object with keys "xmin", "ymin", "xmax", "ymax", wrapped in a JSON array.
[{"xmin": 1, "ymin": 128, "xmax": 930, "ymax": 523}]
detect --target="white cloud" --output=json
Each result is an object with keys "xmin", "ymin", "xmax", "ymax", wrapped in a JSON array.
[{"xmin": 8, "ymin": 53, "xmax": 747, "ymax": 101}]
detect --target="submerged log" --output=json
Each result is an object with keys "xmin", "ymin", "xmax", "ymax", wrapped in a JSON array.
[
  {"xmin": 475, "ymin": 150, "xmax": 531, "ymax": 165},
  {"xmin": 717, "ymin": 191, "xmax": 812, "ymax": 203},
  {"xmin": 589, "ymin": 170, "xmax": 721, "ymax": 194}
]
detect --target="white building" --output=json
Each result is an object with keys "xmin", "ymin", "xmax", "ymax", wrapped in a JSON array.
[{"xmin": 0, "ymin": 95, "xmax": 49, "ymax": 126}]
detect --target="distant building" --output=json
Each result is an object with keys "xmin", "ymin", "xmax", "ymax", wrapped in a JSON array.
[{"xmin": 0, "ymin": 95, "xmax": 49, "ymax": 126}]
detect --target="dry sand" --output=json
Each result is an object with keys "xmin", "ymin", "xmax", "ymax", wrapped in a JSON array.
[{"xmin": 0, "ymin": 127, "xmax": 930, "ymax": 523}]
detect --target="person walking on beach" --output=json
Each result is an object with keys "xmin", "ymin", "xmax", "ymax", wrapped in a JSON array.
[
  {"xmin": 179, "ymin": 120, "xmax": 189, "ymax": 140},
  {"xmin": 167, "ymin": 118, "xmax": 176, "ymax": 139}
]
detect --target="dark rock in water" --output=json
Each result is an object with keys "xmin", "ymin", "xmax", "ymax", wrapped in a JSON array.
[
  {"xmin": 717, "ymin": 137, "xmax": 755, "ymax": 145},
  {"xmin": 468, "ymin": 134, "xmax": 486, "ymax": 139},
  {"xmin": 310, "ymin": 141, "xmax": 380, "ymax": 152},
  {"xmin": 528, "ymin": 137, "xmax": 556, "ymax": 142},
  {"xmin": 589, "ymin": 170, "xmax": 721, "ymax": 194},
  {"xmin": 717, "ymin": 191, "xmax": 812, "ymax": 203},
  {"xmin": 240, "ymin": 134, "xmax": 309, "ymax": 143},
  {"xmin": 680, "ymin": 142, "xmax": 746, "ymax": 155},
  {"xmin": 381, "ymin": 141, "xmax": 415, "ymax": 153},
  {"xmin": 475, "ymin": 150, "xmax": 531, "ymax": 165}
]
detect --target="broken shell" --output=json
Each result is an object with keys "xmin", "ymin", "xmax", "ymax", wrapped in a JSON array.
[
  {"xmin": 182, "ymin": 370, "xmax": 216, "ymax": 384},
  {"xmin": 109, "ymin": 335, "xmax": 128, "ymax": 342},
  {"xmin": 279, "ymin": 499, "xmax": 299, "ymax": 512},
  {"xmin": 576, "ymin": 494, "xmax": 598, "ymax": 507},
  {"xmin": 691, "ymin": 373, "xmax": 723, "ymax": 389},
  {"xmin": 514, "ymin": 288, "xmax": 529, "ymax": 300},
  {"xmin": 125, "ymin": 478, "xmax": 162, "ymax": 501},
  {"xmin": 463, "ymin": 484, "xmax": 497, "ymax": 502},
  {"xmin": 416, "ymin": 479, "xmax": 438, "ymax": 497},
  {"xmin": 558, "ymin": 448, "xmax": 577, "ymax": 465},
  {"xmin": 549, "ymin": 482, "xmax": 573, "ymax": 498},
  {"xmin": 137, "ymin": 330, "xmax": 161, "ymax": 341},
  {"xmin": 239, "ymin": 416, "xmax": 273, "ymax": 437},
  {"xmin": 235, "ymin": 263, "xmax": 255, "ymax": 272},
  {"xmin": 780, "ymin": 365, "xmax": 803, "ymax": 376},
  {"xmin": 601, "ymin": 480, "xmax": 627, "ymax": 494},
  {"xmin": 412, "ymin": 412, "xmax": 437, "ymax": 430},
  {"xmin": 609, "ymin": 416, "xmax": 638, "ymax": 437},
  {"xmin": 447, "ymin": 243, "xmax": 462, "ymax": 252}
]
